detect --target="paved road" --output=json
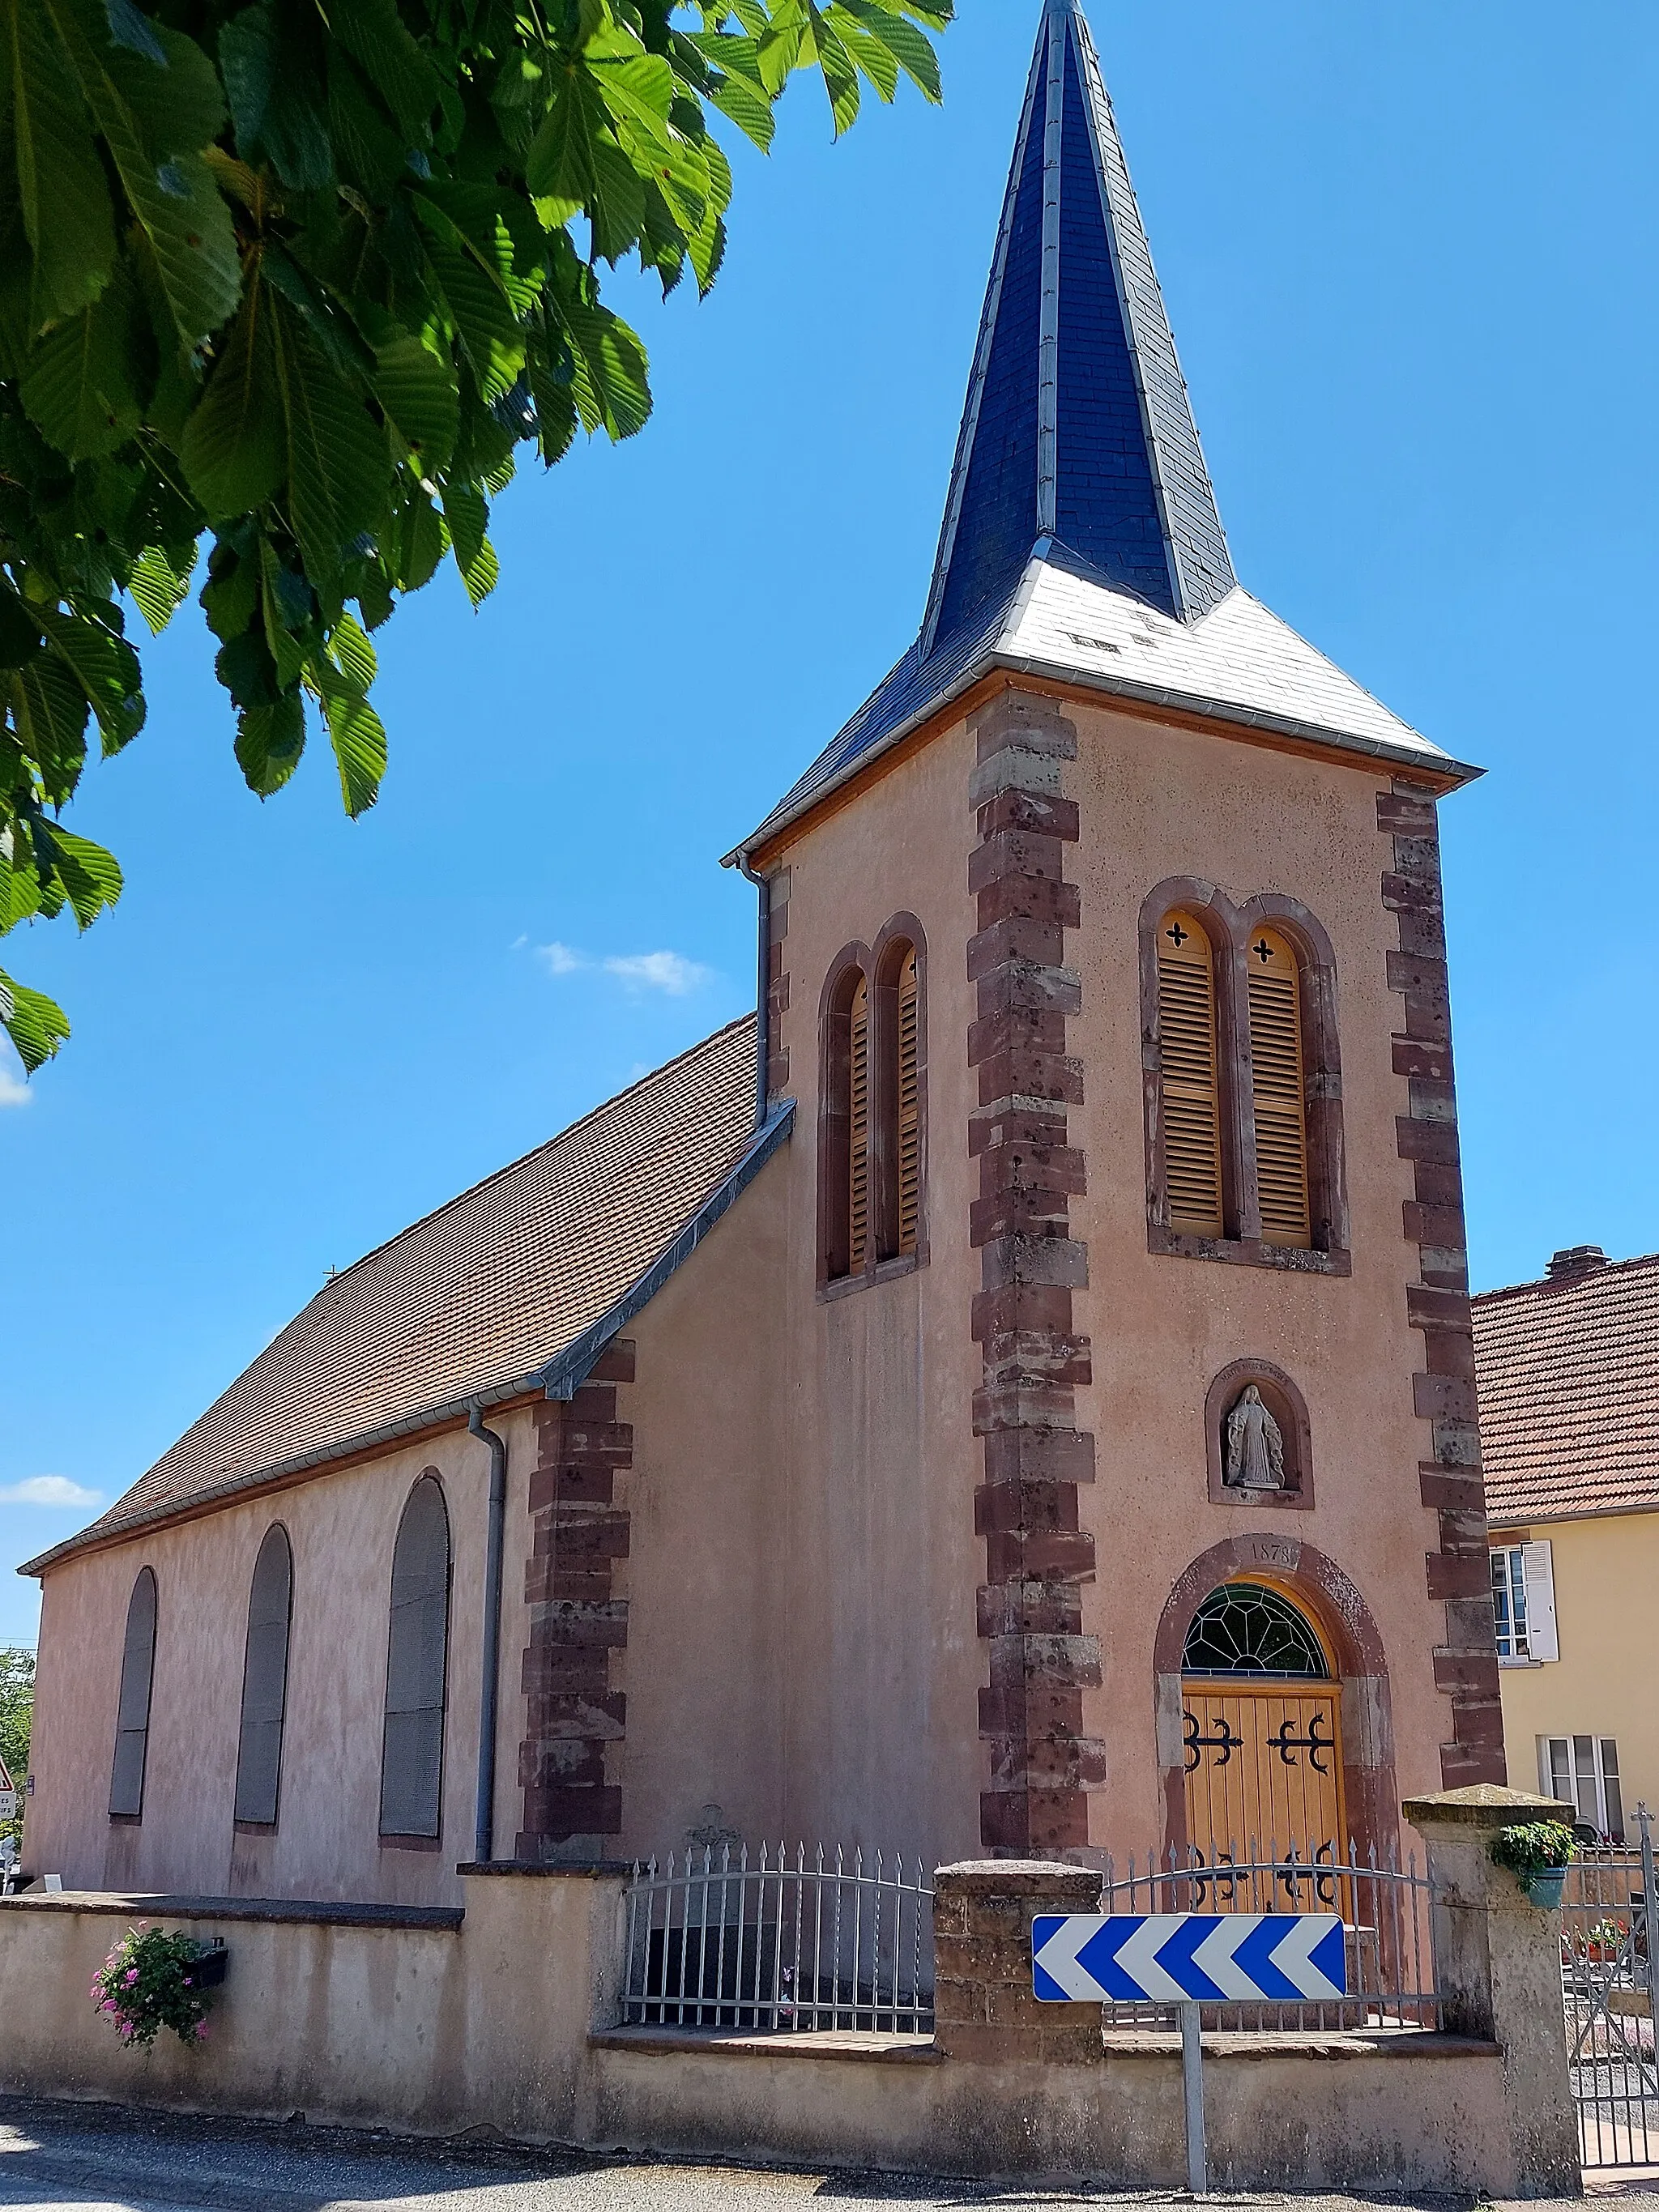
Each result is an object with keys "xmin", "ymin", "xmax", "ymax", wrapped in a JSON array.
[{"xmin": 0, "ymin": 2099, "xmax": 1648, "ymax": 2212}]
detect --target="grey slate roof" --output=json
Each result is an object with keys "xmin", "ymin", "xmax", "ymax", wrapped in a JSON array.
[
  {"xmin": 729, "ymin": 0, "xmax": 1478, "ymax": 866},
  {"xmin": 23, "ymin": 1019, "xmax": 780, "ymax": 1575}
]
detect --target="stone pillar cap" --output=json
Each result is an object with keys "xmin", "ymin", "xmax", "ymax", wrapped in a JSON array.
[
  {"xmin": 1403, "ymin": 1784, "xmax": 1574, "ymax": 1831},
  {"xmin": 935, "ymin": 1859, "xmax": 1101, "ymax": 1884}
]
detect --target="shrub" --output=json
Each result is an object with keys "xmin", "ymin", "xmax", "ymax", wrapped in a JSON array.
[
  {"xmin": 1489, "ymin": 1822, "xmax": 1576, "ymax": 1878},
  {"xmin": 89, "ymin": 1924, "xmax": 219, "ymax": 2048}
]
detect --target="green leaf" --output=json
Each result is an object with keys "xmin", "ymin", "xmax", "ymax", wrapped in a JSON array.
[
  {"xmin": 1, "ymin": 0, "xmax": 117, "ymax": 323},
  {"xmin": 18, "ymin": 266, "xmax": 142, "ymax": 459},
  {"xmin": 268, "ymin": 296, "xmax": 386, "ymax": 584},
  {"xmin": 414, "ymin": 198, "xmax": 524, "ymax": 400},
  {"xmin": 832, "ymin": 0, "xmax": 942, "ymax": 100},
  {"xmin": 234, "ymin": 690, "xmax": 305, "ymax": 795},
  {"xmin": 0, "ymin": 967, "xmax": 70, "ymax": 1072},
  {"xmin": 37, "ymin": 606, "xmax": 144, "ymax": 752},
  {"xmin": 328, "ymin": 609, "xmax": 376, "ymax": 692},
  {"xmin": 43, "ymin": 0, "xmax": 242, "ymax": 350},
  {"xmin": 6, "ymin": 656, "xmax": 90, "ymax": 799},
  {"xmin": 441, "ymin": 477, "xmax": 485, "ymax": 572},
  {"xmin": 32, "ymin": 818, "xmax": 123, "ymax": 924},
  {"xmin": 178, "ymin": 275, "xmax": 284, "ymax": 515},
  {"xmin": 391, "ymin": 484, "xmax": 446, "ymax": 590},
  {"xmin": 127, "ymin": 542, "xmax": 198, "ymax": 634},
  {"xmin": 312, "ymin": 662, "xmax": 386, "ymax": 814},
  {"xmin": 370, "ymin": 329, "xmax": 458, "ymax": 472},
  {"xmin": 218, "ymin": 2, "xmax": 334, "ymax": 189},
  {"xmin": 329, "ymin": 0, "xmax": 443, "ymax": 148}
]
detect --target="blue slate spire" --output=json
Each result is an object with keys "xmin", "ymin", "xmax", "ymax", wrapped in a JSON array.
[{"xmin": 923, "ymin": 0, "xmax": 1234, "ymax": 650}]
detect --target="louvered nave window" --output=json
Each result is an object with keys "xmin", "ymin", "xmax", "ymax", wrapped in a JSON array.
[
  {"xmin": 109, "ymin": 1566, "xmax": 157, "ymax": 1819},
  {"xmin": 380, "ymin": 1476, "xmax": 451, "ymax": 1840},
  {"xmin": 1156, "ymin": 910, "xmax": 1224, "ymax": 1238},
  {"xmin": 848, "ymin": 974, "xmax": 871, "ymax": 1272},
  {"xmin": 1247, "ymin": 928, "xmax": 1311, "ymax": 1249},
  {"xmin": 234, "ymin": 1524, "xmax": 292, "ymax": 1826},
  {"xmin": 895, "ymin": 948, "xmax": 920, "ymax": 1256}
]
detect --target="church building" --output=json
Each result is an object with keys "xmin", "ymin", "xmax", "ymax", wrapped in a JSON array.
[{"xmin": 19, "ymin": 0, "xmax": 1504, "ymax": 1906}]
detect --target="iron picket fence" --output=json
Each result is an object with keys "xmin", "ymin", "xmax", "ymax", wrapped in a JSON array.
[
  {"xmin": 1563, "ymin": 1807, "xmax": 1659, "ymax": 2168},
  {"xmin": 622, "ymin": 1843, "xmax": 934, "ymax": 2034},
  {"xmin": 1098, "ymin": 1841, "xmax": 1442, "ymax": 2032}
]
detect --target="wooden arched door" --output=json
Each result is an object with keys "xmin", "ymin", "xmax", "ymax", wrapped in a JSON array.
[{"xmin": 1180, "ymin": 1579, "xmax": 1345, "ymax": 1865}]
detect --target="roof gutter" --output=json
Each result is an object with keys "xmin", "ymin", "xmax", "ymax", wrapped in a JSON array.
[
  {"xmin": 723, "ymin": 647, "xmax": 1483, "ymax": 869},
  {"xmin": 19, "ymin": 1101, "xmax": 795, "ymax": 1580}
]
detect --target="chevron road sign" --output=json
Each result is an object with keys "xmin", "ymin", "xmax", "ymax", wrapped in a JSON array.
[{"xmin": 1032, "ymin": 1912, "xmax": 1348, "ymax": 2005}]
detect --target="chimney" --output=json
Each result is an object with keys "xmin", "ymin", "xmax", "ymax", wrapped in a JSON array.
[{"xmin": 1547, "ymin": 1245, "xmax": 1610, "ymax": 1281}]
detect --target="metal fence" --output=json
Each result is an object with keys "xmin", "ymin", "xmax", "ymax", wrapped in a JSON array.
[
  {"xmin": 622, "ymin": 1843, "xmax": 935, "ymax": 2035},
  {"xmin": 1564, "ymin": 1809, "xmax": 1659, "ymax": 2168},
  {"xmin": 1098, "ymin": 1843, "xmax": 1441, "ymax": 2032}
]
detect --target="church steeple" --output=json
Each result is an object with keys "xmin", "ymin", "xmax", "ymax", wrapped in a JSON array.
[
  {"xmin": 731, "ymin": 0, "xmax": 1471, "ymax": 867},
  {"xmin": 923, "ymin": 0, "xmax": 1234, "ymax": 650}
]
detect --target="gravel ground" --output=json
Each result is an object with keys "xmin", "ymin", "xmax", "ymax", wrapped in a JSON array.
[{"xmin": 0, "ymin": 2098, "xmax": 1650, "ymax": 2212}]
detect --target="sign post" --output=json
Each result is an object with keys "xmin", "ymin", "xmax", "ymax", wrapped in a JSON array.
[
  {"xmin": 0, "ymin": 1755, "xmax": 15, "ymax": 1826},
  {"xmin": 1033, "ymin": 1911, "xmax": 1347, "ymax": 2197}
]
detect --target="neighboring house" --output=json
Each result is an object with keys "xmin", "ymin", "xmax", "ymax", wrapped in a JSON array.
[
  {"xmin": 18, "ymin": 0, "xmax": 1504, "ymax": 1905},
  {"xmin": 1475, "ymin": 1246, "xmax": 1659, "ymax": 1841}
]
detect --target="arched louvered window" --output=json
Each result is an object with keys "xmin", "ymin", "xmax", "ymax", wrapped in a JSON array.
[
  {"xmin": 1156, "ymin": 910, "xmax": 1224, "ymax": 1238},
  {"xmin": 109, "ymin": 1567, "xmax": 156, "ymax": 1819},
  {"xmin": 380, "ymin": 1476, "xmax": 450, "ymax": 1840},
  {"xmin": 894, "ymin": 947, "xmax": 921, "ymax": 1257},
  {"xmin": 847, "ymin": 973, "xmax": 871, "ymax": 1272},
  {"xmin": 234, "ymin": 1525, "xmax": 292, "ymax": 1826},
  {"xmin": 1246, "ymin": 928, "xmax": 1311, "ymax": 1249}
]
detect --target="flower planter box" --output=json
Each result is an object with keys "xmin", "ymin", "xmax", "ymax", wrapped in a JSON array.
[{"xmin": 190, "ymin": 1942, "xmax": 229, "ymax": 1989}]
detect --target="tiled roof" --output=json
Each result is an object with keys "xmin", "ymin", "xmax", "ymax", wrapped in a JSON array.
[
  {"xmin": 23, "ymin": 1018, "xmax": 770, "ymax": 1575},
  {"xmin": 1474, "ymin": 1253, "xmax": 1659, "ymax": 1526}
]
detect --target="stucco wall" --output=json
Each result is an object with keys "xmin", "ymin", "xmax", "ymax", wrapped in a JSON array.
[
  {"xmin": 1489, "ymin": 1511, "xmax": 1659, "ymax": 1822},
  {"xmin": 0, "ymin": 1879, "xmax": 1519, "ymax": 2194},
  {"xmin": 24, "ymin": 1410, "xmax": 537, "ymax": 1904}
]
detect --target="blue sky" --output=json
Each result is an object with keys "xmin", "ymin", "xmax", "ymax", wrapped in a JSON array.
[{"xmin": 2, "ymin": 0, "xmax": 1655, "ymax": 1639}]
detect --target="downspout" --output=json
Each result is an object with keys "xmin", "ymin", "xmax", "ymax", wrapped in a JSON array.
[
  {"xmin": 467, "ymin": 1403, "xmax": 508, "ymax": 1865},
  {"xmin": 739, "ymin": 857, "xmax": 770, "ymax": 1131}
]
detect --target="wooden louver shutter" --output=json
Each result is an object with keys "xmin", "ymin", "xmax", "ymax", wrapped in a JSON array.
[
  {"xmin": 896, "ymin": 948, "xmax": 921, "ymax": 1255},
  {"xmin": 1247, "ymin": 928, "xmax": 1311, "ymax": 1248},
  {"xmin": 234, "ymin": 1525, "xmax": 292, "ymax": 1826},
  {"xmin": 1156, "ymin": 912, "xmax": 1224, "ymax": 1238},
  {"xmin": 109, "ymin": 1567, "xmax": 156, "ymax": 1818},
  {"xmin": 848, "ymin": 974, "xmax": 870, "ymax": 1272},
  {"xmin": 380, "ymin": 1477, "xmax": 450, "ymax": 1839}
]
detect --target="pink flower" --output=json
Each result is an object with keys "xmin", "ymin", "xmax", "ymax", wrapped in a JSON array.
[
  {"xmin": 124, "ymin": 1968, "xmax": 139, "ymax": 1985},
  {"xmin": 119, "ymin": 2025, "xmax": 134, "ymax": 2042},
  {"xmin": 195, "ymin": 2022, "xmax": 208, "ymax": 2040},
  {"xmin": 182, "ymin": 1977, "xmax": 192, "ymax": 1988}
]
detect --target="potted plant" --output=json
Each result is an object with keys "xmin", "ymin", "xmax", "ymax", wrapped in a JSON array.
[
  {"xmin": 1489, "ymin": 1820, "xmax": 1576, "ymax": 1908},
  {"xmin": 89, "ymin": 1924, "xmax": 228, "ymax": 2048}
]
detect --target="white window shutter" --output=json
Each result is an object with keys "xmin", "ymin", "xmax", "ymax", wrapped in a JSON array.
[{"xmin": 1522, "ymin": 1540, "xmax": 1559, "ymax": 1661}]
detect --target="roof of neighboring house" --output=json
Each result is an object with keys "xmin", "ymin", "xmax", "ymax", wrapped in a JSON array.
[
  {"xmin": 1474, "ymin": 1250, "xmax": 1659, "ymax": 1527},
  {"xmin": 728, "ymin": 0, "xmax": 1477, "ymax": 867},
  {"xmin": 22, "ymin": 1017, "xmax": 784, "ymax": 1577}
]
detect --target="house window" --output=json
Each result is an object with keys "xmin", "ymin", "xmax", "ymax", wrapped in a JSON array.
[
  {"xmin": 1491, "ymin": 1539, "xmax": 1558, "ymax": 1664},
  {"xmin": 380, "ymin": 1475, "xmax": 451, "ymax": 1841},
  {"xmin": 1142, "ymin": 885, "xmax": 1348, "ymax": 1266},
  {"xmin": 1155, "ymin": 910, "xmax": 1224, "ymax": 1238},
  {"xmin": 234, "ymin": 1525, "xmax": 292, "ymax": 1827},
  {"xmin": 848, "ymin": 972, "xmax": 871, "ymax": 1272},
  {"xmin": 109, "ymin": 1566, "xmax": 157, "ymax": 1820},
  {"xmin": 820, "ymin": 924, "xmax": 927, "ymax": 1288},
  {"xmin": 1542, "ymin": 1736, "xmax": 1624, "ymax": 1843},
  {"xmin": 894, "ymin": 945, "xmax": 921, "ymax": 1257},
  {"xmin": 1246, "ymin": 928, "xmax": 1311, "ymax": 1249}
]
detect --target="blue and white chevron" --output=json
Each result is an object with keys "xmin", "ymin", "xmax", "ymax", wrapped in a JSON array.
[{"xmin": 1032, "ymin": 1913, "xmax": 1347, "ymax": 2004}]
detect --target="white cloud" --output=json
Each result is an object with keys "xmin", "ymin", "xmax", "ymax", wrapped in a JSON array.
[
  {"xmin": 532, "ymin": 943, "xmax": 713, "ymax": 996},
  {"xmin": 0, "ymin": 1476, "xmax": 102, "ymax": 1509},
  {"xmin": 602, "ymin": 952, "xmax": 712, "ymax": 996},
  {"xmin": 0, "ymin": 1047, "xmax": 30, "ymax": 1109},
  {"xmin": 536, "ymin": 941, "xmax": 587, "ymax": 976}
]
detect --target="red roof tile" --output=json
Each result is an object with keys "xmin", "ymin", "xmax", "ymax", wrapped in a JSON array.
[{"xmin": 1473, "ymin": 1252, "xmax": 1659, "ymax": 1527}]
